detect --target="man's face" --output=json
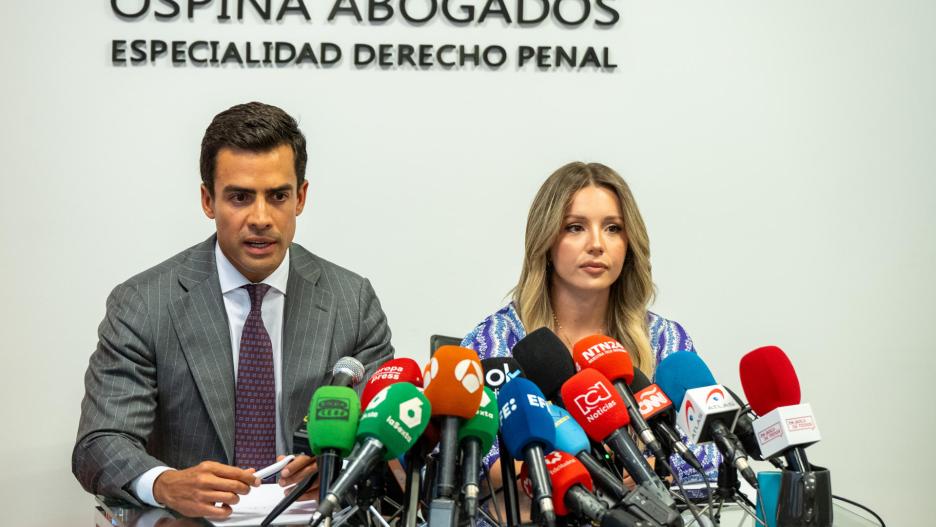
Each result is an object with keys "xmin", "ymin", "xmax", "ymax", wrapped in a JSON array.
[{"xmin": 201, "ymin": 144, "xmax": 308, "ymax": 283}]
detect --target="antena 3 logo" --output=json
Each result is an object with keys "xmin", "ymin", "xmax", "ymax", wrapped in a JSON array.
[
  {"xmin": 316, "ymin": 398, "xmax": 350, "ymax": 420},
  {"xmin": 574, "ymin": 382, "xmax": 614, "ymax": 418},
  {"xmin": 581, "ymin": 340, "xmax": 625, "ymax": 363},
  {"xmin": 455, "ymin": 359, "xmax": 483, "ymax": 393}
]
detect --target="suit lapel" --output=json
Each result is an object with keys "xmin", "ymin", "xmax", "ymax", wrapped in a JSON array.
[
  {"xmin": 281, "ymin": 245, "xmax": 335, "ymax": 448},
  {"xmin": 168, "ymin": 238, "xmax": 237, "ymax": 463}
]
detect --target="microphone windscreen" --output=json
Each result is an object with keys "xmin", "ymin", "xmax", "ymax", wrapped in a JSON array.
[
  {"xmin": 511, "ymin": 327, "xmax": 576, "ymax": 400},
  {"xmin": 654, "ymin": 351, "xmax": 717, "ymax": 409},
  {"xmin": 739, "ymin": 345, "xmax": 801, "ymax": 416},
  {"xmin": 481, "ymin": 357, "xmax": 526, "ymax": 395},
  {"xmin": 630, "ymin": 368, "xmax": 652, "ymax": 392},
  {"xmin": 544, "ymin": 451, "xmax": 594, "ymax": 517},
  {"xmin": 458, "ymin": 387, "xmax": 500, "ymax": 453},
  {"xmin": 497, "ymin": 377, "xmax": 556, "ymax": 458},
  {"xmin": 550, "ymin": 404, "xmax": 590, "ymax": 456},
  {"xmin": 560, "ymin": 368, "xmax": 630, "ymax": 442},
  {"xmin": 630, "ymin": 368, "xmax": 675, "ymax": 421},
  {"xmin": 361, "ymin": 358, "xmax": 423, "ymax": 409},
  {"xmin": 572, "ymin": 335, "xmax": 635, "ymax": 385},
  {"xmin": 307, "ymin": 386, "xmax": 361, "ymax": 457},
  {"xmin": 423, "ymin": 346, "xmax": 485, "ymax": 418},
  {"xmin": 357, "ymin": 382, "xmax": 431, "ymax": 460}
]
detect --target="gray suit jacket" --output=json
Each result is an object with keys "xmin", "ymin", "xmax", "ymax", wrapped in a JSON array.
[{"xmin": 72, "ymin": 236, "xmax": 394, "ymax": 503}]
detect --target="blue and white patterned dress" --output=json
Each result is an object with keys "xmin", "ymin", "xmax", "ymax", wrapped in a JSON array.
[{"xmin": 460, "ymin": 302, "xmax": 721, "ymax": 489}]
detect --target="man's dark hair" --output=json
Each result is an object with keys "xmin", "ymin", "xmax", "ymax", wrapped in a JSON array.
[{"xmin": 200, "ymin": 102, "xmax": 308, "ymax": 195}]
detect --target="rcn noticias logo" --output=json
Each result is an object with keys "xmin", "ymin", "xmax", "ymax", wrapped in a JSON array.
[{"xmin": 574, "ymin": 382, "xmax": 613, "ymax": 416}]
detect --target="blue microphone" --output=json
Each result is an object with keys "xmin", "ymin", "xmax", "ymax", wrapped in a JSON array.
[
  {"xmin": 549, "ymin": 404, "xmax": 626, "ymax": 500},
  {"xmin": 498, "ymin": 377, "xmax": 557, "ymax": 527},
  {"xmin": 656, "ymin": 351, "xmax": 758, "ymax": 488},
  {"xmin": 655, "ymin": 351, "xmax": 717, "ymax": 410}
]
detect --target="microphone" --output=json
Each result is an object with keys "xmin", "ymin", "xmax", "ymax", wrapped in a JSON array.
[
  {"xmin": 512, "ymin": 327, "xmax": 577, "ymax": 402},
  {"xmin": 361, "ymin": 358, "xmax": 423, "ymax": 409},
  {"xmin": 521, "ymin": 451, "xmax": 651, "ymax": 527},
  {"xmin": 740, "ymin": 346, "xmax": 821, "ymax": 472},
  {"xmin": 457, "ymin": 387, "xmax": 499, "ymax": 520},
  {"xmin": 329, "ymin": 356, "xmax": 366, "ymax": 388},
  {"xmin": 480, "ymin": 356, "xmax": 526, "ymax": 396},
  {"xmin": 655, "ymin": 351, "xmax": 758, "ymax": 488},
  {"xmin": 498, "ymin": 377, "xmax": 558, "ymax": 527},
  {"xmin": 629, "ymin": 368, "xmax": 705, "ymax": 475},
  {"xmin": 309, "ymin": 382, "xmax": 431, "ymax": 527},
  {"xmin": 423, "ymin": 346, "xmax": 484, "ymax": 526},
  {"xmin": 560, "ymin": 368, "xmax": 664, "ymax": 492},
  {"xmin": 261, "ymin": 385, "xmax": 361, "ymax": 527},
  {"xmin": 481, "ymin": 356, "xmax": 525, "ymax": 527},
  {"xmin": 572, "ymin": 335, "xmax": 666, "ymax": 461},
  {"xmin": 549, "ymin": 403, "xmax": 627, "ymax": 500},
  {"xmin": 358, "ymin": 358, "xmax": 427, "ymax": 527}
]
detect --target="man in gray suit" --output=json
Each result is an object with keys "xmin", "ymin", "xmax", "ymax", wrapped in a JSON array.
[{"xmin": 73, "ymin": 102, "xmax": 394, "ymax": 519}]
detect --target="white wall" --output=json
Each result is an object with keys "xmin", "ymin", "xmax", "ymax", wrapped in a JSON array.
[{"xmin": 1, "ymin": 1, "xmax": 933, "ymax": 524}]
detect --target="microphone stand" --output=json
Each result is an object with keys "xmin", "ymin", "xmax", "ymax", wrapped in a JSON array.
[{"xmin": 712, "ymin": 458, "xmax": 758, "ymax": 524}]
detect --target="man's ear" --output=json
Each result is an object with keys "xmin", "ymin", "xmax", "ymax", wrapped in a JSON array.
[
  {"xmin": 295, "ymin": 180, "xmax": 309, "ymax": 216},
  {"xmin": 200, "ymin": 184, "xmax": 216, "ymax": 219}
]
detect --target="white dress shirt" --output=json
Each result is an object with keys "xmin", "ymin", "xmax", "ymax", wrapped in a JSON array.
[{"xmin": 130, "ymin": 242, "xmax": 290, "ymax": 506}]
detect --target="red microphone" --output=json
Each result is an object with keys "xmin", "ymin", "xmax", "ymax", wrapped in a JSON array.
[
  {"xmin": 740, "ymin": 346, "xmax": 819, "ymax": 472},
  {"xmin": 422, "ymin": 346, "xmax": 484, "ymax": 514},
  {"xmin": 360, "ymin": 358, "xmax": 423, "ymax": 409},
  {"xmin": 560, "ymin": 369, "xmax": 667, "ymax": 496},
  {"xmin": 521, "ymin": 451, "xmax": 645, "ymax": 526},
  {"xmin": 572, "ymin": 335, "xmax": 665, "ymax": 460},
  {"xmin": 739, "ymin": 345, "xmax": 801, "ymax": 416}
]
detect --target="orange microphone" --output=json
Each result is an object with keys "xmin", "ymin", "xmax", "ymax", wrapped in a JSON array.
[{"xmin": 422, "ymin": 345, "xmax": 484, "ymax": 521}]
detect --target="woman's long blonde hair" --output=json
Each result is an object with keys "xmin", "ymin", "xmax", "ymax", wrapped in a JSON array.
[{"xmin": 512, "ymin": 162, "xmax": 657, "ymax": 375}]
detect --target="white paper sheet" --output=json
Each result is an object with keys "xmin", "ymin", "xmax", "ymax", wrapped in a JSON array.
[{"xmin": 210, "ymin": 484, "xmax": 317, "ymax": 526}]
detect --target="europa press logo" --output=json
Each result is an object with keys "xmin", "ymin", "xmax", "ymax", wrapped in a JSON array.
[
  {"xmin": 316, "ymin": 397, "xmax": 350, "ymax": 420},
  {"xmin": 574, "ymin": 381, "xmax": 613, "ymax": 415}
]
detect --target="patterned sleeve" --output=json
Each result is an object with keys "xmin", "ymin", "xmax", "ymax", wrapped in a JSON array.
[
  {"xmin": 649, "ymin": 315, "xmax": 723, "ymax": 492},
  {"xmin": 461, "ymin": 304, "xmax": 526, "ymax": 472}
]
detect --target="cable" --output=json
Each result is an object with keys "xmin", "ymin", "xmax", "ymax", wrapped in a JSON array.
[
  {"xmin": 658, "ymin": 457, "xmax": 707, "ymax": 527},
  {"xmin": 833, "ymin": 495, "xmax": 885, "ymax": 527}
]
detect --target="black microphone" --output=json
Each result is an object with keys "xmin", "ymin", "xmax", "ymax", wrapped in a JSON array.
[
  {"xmin": 630, "ymin": 368, "xmax": 706, "ymax": 476},
  {"xmin": 481, "ymin": 356, "xmax": 526, "ymax": 527},
  {"xmin": 511, "ymin": 327, "xmax": 577, "ymax": 404}
]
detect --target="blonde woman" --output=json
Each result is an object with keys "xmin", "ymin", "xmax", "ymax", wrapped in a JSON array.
[{"xmin": 461, "ymin": 162, "xmax": 719, "ymax": 491}]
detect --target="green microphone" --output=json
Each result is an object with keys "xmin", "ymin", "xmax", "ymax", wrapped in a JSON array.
[
  {"xmin": 310, "ymin": 382, "xmax": 431, "ymax": 527},
  {"xmin": 260, "ymin": 386, "xmax": 361, "ymax": 527},
  {"xmin": 457, "ymin": 387, "xmax": 499, "ymax": 520}
]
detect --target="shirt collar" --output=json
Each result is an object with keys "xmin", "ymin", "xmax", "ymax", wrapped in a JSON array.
[{"xmin": 215, "ymin": 241, "xmax": 289, "ymax": 295}]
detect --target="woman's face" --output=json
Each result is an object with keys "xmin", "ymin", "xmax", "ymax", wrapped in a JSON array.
[{"xmin": 549, "ymin": 185, "xmax": 628, "ymax": 297}]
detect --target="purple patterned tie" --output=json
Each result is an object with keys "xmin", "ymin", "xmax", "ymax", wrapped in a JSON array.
[{"xmin": 234, "ymin": 283, "xmax": 277, "ymax": 470}]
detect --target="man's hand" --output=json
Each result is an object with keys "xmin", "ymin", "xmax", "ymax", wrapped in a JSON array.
[
  {"xmin": 153, "ymin": 461, "xmax": 260, "ymax": 519},
  {"xmin": 278, "ymin": 454, "xmax": 319, "ymax": 501}
]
